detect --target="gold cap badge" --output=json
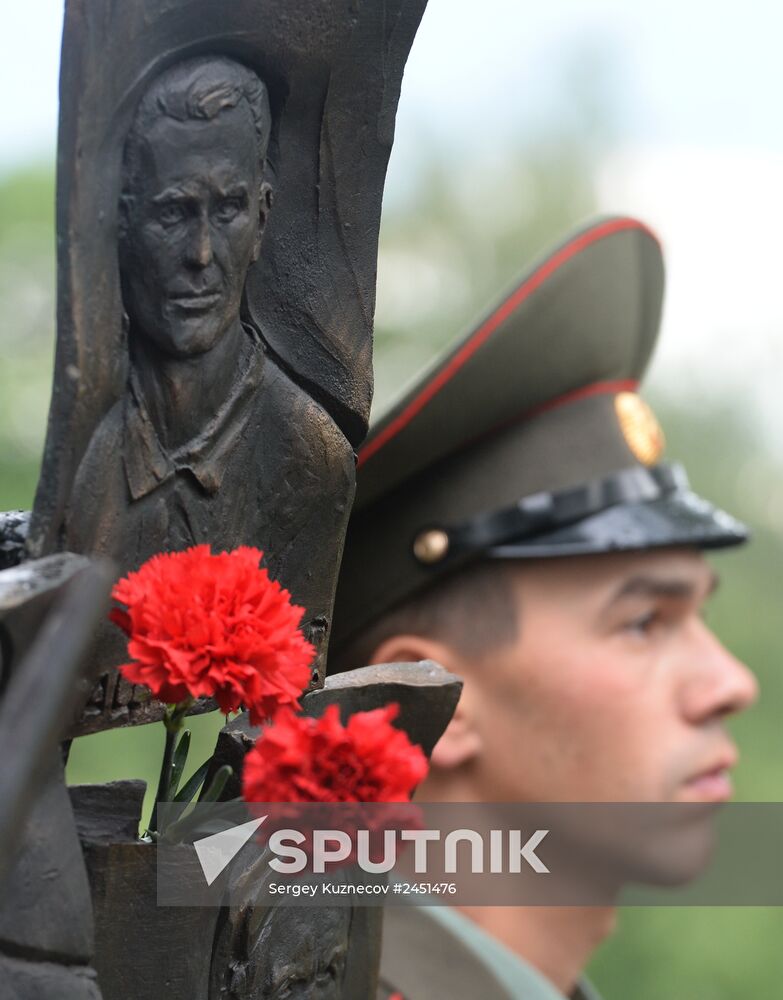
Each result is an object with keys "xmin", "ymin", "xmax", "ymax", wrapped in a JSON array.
[
  {"xmin": 413, "ymin": 528, "xmax": 450, "ymax": 564},
  {"xmin": 615, "ymin": 392, "xmax": 665, "ymax": 466}
]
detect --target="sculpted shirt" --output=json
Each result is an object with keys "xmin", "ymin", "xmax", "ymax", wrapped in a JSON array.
[{"xmin": 68, "ymin": 327, "xmax": 354, "ymax": 660}]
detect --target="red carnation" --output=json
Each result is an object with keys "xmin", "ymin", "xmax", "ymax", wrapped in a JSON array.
[
  {"xmin": 110, "ymin": 545, "xmax": 313, "ymax": 723},
  {"xmin": 242, "ymin": 703, "xmax": 428, "ymax": 804}
]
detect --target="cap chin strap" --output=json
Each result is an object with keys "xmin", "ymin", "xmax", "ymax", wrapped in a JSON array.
[{"xmin": 413, "ymin": 463, "xmax": 689, "ymax": 569}]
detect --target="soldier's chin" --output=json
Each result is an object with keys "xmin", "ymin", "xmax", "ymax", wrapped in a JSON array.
[
  {"xmin": 628, "ymin": 820, "xmax": 717, "ymax": 887},
  {"xmin": 607, "ymin": 803, "xmax": 719, "ymax": 890},
  {"xmin": 552, "ymin": 801, "xmax": 719, "ymax": 898}
]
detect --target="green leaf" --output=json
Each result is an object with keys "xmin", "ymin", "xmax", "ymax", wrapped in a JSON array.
[
  {"xmin": 169, "ymin": 730, "xmax": 191, "ymax": 797},
  {"xmin": 173, "ymin": 759, "xmax": 211, "ymax": 803},
  {"xmin": 198, "ymin": 765, "xmax": 233, "ymax": 803}
]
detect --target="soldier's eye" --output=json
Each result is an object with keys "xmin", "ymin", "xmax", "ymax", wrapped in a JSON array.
[
  {"xmin": 624, "ymin": 610, "xmax": 660, "ymax": 635},
  {"xmin": 158, "ymin": 202, "xmax": 186, "ymax": 225},
  {"xmin": 214, "ymin": 197, "xmax": 243, "ymax": 222}
]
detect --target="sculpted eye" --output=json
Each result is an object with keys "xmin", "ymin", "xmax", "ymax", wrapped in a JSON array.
[
  {"xmin": 157, "ymin": 202, "xmax": 186, "ymax": 226},
  {"xmin": 278, "ymin": 972, "xmax": 304, "ymax": 996},
  {"xmin": 214, "ymin": 197, "xmax": 244, "ymax": 222},
  {"xmin": 325, "ymin": 958, "xmax": 343, "ymax": 980},
  {"xmin": 323, "ymin": 945, "xmax": 347, "ymax": 980}
]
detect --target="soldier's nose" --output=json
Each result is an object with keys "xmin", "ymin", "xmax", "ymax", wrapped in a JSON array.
[{"xmin": 681, "ymin": 621, "xmax": 758, "ymax": 724}]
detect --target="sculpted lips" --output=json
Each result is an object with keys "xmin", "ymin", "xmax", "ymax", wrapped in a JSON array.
[{"xmin": 168, "ymin": 288, "xmax": 221, "ymax": 312}]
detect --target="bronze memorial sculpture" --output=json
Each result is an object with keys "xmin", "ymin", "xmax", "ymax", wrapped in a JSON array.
[
  {"xmin": 0, "ymin": 1, "xmax": 472, "ymax": 998},
  {"xmin": 69, "ymin": 56, "xmax": 353, "ymax": 661},
  {"xmin": 25, "ymin": 0, "xmax": 432, "ymax": 731},
  {"xmin": 66, "ymin": 54, "xmax": 356, "ymax": 706}
]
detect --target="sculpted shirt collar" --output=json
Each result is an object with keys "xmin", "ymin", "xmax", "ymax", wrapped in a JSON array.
[{"xmin": 123, "ymin": 326, "xmax": 265, "ymax": 500}]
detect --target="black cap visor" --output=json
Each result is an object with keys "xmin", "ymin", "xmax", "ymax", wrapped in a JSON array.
[
  {"xmin": 429, "ymin": 464, "xmax": 748, "ymax": 568},
  {"xmin": 488, "ymin": 488, "xmax": 748, "ymax": 559}
]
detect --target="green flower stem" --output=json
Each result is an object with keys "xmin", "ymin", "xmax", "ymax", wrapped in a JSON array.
[
  {"xmin": 165, "ymin": 697, "xmax": 195, "ymax": 734},
  {"xmin": 149, "ymin": 697, "xmax": 195, "ymax": 834}
]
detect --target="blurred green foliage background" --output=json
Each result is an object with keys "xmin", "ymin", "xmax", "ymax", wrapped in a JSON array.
[{"xmin": 2, "ymin": 85, "xmax": 782, "ymax": 996}]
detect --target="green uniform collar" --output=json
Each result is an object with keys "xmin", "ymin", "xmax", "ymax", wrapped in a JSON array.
[{"xmin": 425, "ymin": 906, "xmax": 602, "ymax": 1000}]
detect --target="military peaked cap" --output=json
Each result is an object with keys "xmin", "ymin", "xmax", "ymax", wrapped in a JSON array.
[{"xmin": 331, "ymin": 217, "xmax": 746, "ymax": 654}]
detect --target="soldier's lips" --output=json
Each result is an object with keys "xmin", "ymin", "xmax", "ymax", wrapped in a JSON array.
[{"xmin": 678, "ymin": 751, "xmax": 737, "ymax": 802}]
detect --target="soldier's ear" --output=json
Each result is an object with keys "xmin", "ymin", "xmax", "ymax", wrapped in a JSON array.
[
  {"xmin": 429, "ymin": 690, "xmax": 482, "ymax": 771},
  {"xmin": 252, "ymin": 179, "xmax": 273, "ymax": 262},
  {"xmin": 367, "ymin": 635, "xmax": 482, "ymax": 771},
  {"xmin": 368, "ymin": 633, "xmax": 473, "ymax": 678}
]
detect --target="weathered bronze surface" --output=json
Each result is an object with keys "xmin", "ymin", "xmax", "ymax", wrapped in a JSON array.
[
  {"xmin": 0, "ymin": 556, "xmax": 111, "ymax": 998},
  {"xmin": 67, "ymin": 55, "xmax": 356, "ymax": 693},
  {"xmin": 0, "ymin": 3, "xmax": 452, "ymax": 997},
  {"xmin": 72, "ymin": 663, "xmax": 459, "ymax": 999},
  {"xmin": 0, "ymin": 510, "xmax": 29, "ymax": 570},
  {"xmin": 0, "ymin": 555, "xmax": 112, "ymax": 874},
  {"xmin": 26, "ymin": 0, "xmax": 427, "ymax": 732}
]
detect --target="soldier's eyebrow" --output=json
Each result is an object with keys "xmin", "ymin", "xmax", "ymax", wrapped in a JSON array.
[{"xmin": 605, "ymin": 570, "xmax": 720, "ymax": 607}]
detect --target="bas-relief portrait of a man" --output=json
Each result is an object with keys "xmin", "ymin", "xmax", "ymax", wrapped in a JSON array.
[
  {"xmin": 212, "ymin": 899, "xmax": 352, "ymax": 998},
  {"xmin": 68, "ymin": 56, "xmax": 354, "ymax": 650}
]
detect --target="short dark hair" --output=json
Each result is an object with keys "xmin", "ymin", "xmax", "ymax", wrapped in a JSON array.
[
  {"xmin": 123, "ymin": 56, "xmax": 271, "ymax": 197},
  {"xmin": 329, "ymin": 560, "xmax": 521, "ymax": 673}
]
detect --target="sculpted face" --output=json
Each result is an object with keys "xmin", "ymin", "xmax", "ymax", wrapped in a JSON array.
[
  {"xmin": 213, "ymin": 899, "xmax": 350, "ymax": 999},
  {"xmin": 259, "ymin": 905, "xmax": 349, "ymax": 999},
  {"xmin": 120, "ymin": 105, "xmax": 264, "ymax": 358}
]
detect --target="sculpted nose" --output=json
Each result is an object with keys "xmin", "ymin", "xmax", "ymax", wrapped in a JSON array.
[{"xmin": 185, "ymin": 216, "xmax": 213, "ymax": 269}]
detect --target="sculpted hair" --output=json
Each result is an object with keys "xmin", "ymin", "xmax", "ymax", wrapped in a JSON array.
[
  {"xmin": 122, "ymin": 56, "xmax": 271, "ymax": 196},
  {"xmin": 330, "ymin": 560, "xmax": 521, "ymax": 674}
]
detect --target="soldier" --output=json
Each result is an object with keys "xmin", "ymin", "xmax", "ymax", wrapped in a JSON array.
[{"xmin": 330, "ymin": 217, "xmax": 758, "ymax": 999}]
